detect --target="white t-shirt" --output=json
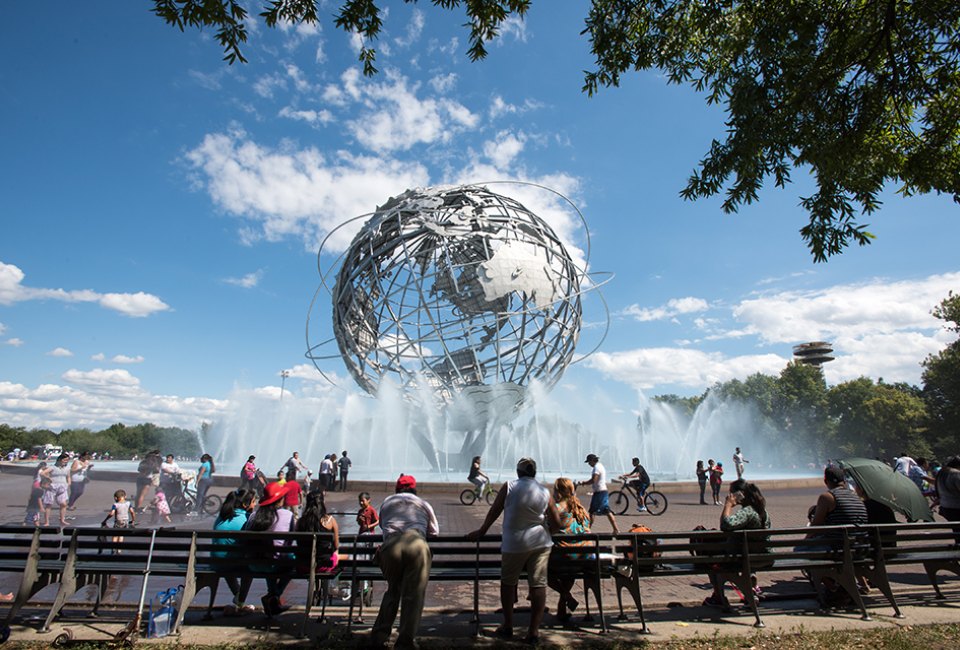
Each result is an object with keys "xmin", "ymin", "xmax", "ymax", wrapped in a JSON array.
[
  {"xmin": 502, "ymin": 477, "xmax": 552, "ymax": 554},
  {"xmin": 894, "ymin": 456, "xmax": 915, "ymax": 475},
  {"xmin": 590, "ymin": 462, "xmax": 608, "ymax": 493},
  {"xmin": 160, "ymin": 460, "xmax": 180, "ymax": 480},
  {"xmin": 734, "ymin": 451, "xmax": 745, "ymax": 466},
  {"xmin": 319, "ymin": 458, "xmax": 333, "ymax": 476},
  {"xmin": 379, "ymin": 493, "xmax": 439, "ymax": 542}
]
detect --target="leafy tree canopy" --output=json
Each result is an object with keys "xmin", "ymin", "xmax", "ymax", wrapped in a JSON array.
[
  {"xmin": 922, "ymin": 292, "xmax": 960, "ymax": 452},
  {"xmin": 151, "ymin": 1, "xmax": 959, "ymax": 261}
]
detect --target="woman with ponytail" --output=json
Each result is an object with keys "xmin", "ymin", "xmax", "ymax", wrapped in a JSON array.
[{"xmin": 549, "ymin": 478, "xmax": 590, "ymax": 622}]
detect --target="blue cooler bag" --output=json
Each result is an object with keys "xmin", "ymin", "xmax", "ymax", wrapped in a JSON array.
[{"xmin": 148, "ymin": 586, "xmax": 182, "ymax": 638}]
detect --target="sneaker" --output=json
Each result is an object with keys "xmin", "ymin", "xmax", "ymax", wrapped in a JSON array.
[
  {"xmin": 702, "ymin": 595, "xmax": 730, "ymax": 608},
  {"xmin": 636, "ymin": 505, "xmax": 647, "ymax": 512}
]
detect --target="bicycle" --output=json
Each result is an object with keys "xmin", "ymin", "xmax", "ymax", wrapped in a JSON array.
[
  {"xmin": 459, "ymin": 482, "xmax": 498, "ymax": 506},
  {"xmin": 167, "ymin": 477, "xmax": 222, "ymax": 516},
  {"xmin": 609, "ymin": 479, "xmax": 668, "ymax": 516}
]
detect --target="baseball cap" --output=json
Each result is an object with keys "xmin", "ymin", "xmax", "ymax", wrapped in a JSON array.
[
  {"xmin": 396, "ymin": 474, "xmax": 417, "ymax": 491},
  {"xmin": 585, "ymin": 453, "xmax": 599, "ymax": 463}
]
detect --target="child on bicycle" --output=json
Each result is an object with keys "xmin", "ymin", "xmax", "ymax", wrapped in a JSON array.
[{"xmin": 618, "ymin": 457, "xmax": 651, "ymax": 512}]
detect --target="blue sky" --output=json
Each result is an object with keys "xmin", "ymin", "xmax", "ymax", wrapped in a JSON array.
[{"xmin": 2, "ymin": 2, "xmax": 958, "ymax": 432}]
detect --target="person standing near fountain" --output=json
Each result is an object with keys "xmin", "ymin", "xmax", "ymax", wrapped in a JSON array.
[
  {"xmin": 709, "ymin": 460, "xmax": 724, "ymax": 505},
  {"xmin": 318, "ymin": 454, "xmax": 335, "ymax": 491},
  {"xmin": 338, "ymin": 450, "xmax": 352, "ymax": 492},
  {"xmin": 696, "ymin": 460, "xmax": 708, "ymax": 505},
  {"xmin": 282, "ymin": 451, "xmax": 311, "ymax": 486},
  {"xmin": 733, "ymin": 447, "xmax": 749, "ymax": 478},
  {"xmin": 370, "ymin": 474, "xmax": 438, "ymax": 649},
  {"xmin": 467, "ymin": 458, "xmax": 561, "ymax": 644},
  {"xmin": 578, "ymin": 454, "xmax": 620, "ymax": 534}
]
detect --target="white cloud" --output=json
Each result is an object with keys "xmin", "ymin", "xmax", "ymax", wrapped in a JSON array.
[
  {"xmin": 185, "ymin": 128, "xmax": 429, "ymax": 252},
  {"xmin": 0, "ymin": 378, "xmax": 227, "ymax": 431},
  {"xmin": 489, "ymin": 96, "xmax": 543, "ymax": 120},
  {"xmin": 586, "ymin": 348, "xmax": 789, "ymax": 390},
  {"xmin": 394, "ymin": 9, "xmax": 425, "ymax": 47},
  {"xmin": 483, "ymin": 131, "xmax": 526, "ymax": 168},
  {"xmin": 340, "ymin": 71, "xmax": 479, "ymax": 152},
  {"xmin": 429, "ymin": 73, "xmax": 457, "ymax": 94},
  {"xmin": 111, "ymin": 355, "xmax": 145, "ymax": 364},
  {"xmin": 497, "ymin": 15, "xmax": 528, "ymax": 45},
  {"xmin": 730, "ymin": 272, "xmax": 960, "ymax": 343},
  {"xmin": 0, "ymin": 261, "xmax": 170, "ymax": 317},
  {"xmin": 6, "ymin": 338, "xmax": 24, "ymax": 347},
  {"xmin": 47, "ymin": 347, "xmax": 73, "ymax": 357},
  {"xmin": 224, "ymin": 269, "xmax": 265, "ymax": 288},
  {"xmin": 595, "ymin": 272, "xmax": 960, "ymax": 393},
  {"xmin": 621, "ymin": 297, "xmax": 710, "ymax": 322},
  {"xmin": 91, "ymin": 353, "xmax": 105, "ymax": 361},
  {"xmin": 278, "ymin": 106, "xmax": 334, "ymax": 125},
  {"xmin": 253, "ymin": 73, "xmax": 287, "ymax": 98},
  {"xmin": 0, "ymin": 322, "xmax": 5, "ymax": 335}
]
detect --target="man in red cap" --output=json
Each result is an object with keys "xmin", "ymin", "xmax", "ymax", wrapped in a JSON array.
[{"xmin": 370, "ymin": 474, "xmax": 439, "ymax": 649}]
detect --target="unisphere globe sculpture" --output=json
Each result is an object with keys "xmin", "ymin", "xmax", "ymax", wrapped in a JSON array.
[{"xmin": 307, "ymin": 183, "xmax": 606, "ymax": 466}]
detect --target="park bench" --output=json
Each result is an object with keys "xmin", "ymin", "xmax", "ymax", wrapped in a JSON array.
[
  {"xmin": 610, "ymin": 523, "xmax": 942, "ymax": 632},
  {"xmin": 865, "ymin": 521, "xmax": 960, "ymax": 599},
  {"xmin": 1, "ymin": 526, "xmax": 70, "ymax": 624},
  {"xmin": 337, "ymin": 532, "xmax": 620, "ymax": 635},
  {"xmin": 30, "ymin": 527, "xmax": 339, "ymax": 638},
  {"xmin": 190, "ymin": 529, "xmax": 339, "ymax": 638}
]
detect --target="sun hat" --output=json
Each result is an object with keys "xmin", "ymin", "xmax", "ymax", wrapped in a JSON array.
[{"xmin": 258, "ymin": 481, "xmax": 287, "ymax": 506}]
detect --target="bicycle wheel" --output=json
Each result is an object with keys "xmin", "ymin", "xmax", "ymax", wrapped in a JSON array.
[
  {"xmin": 609, "ymin": 490, "xmax": 631, "ymax": 516},
  {"xmin": 203, "ymin": 494, "xmax": 222, "ymax": 516},
  {"xmin": 459, "ymin": 488, "xmax": 477, "ymax": 505},
  {"xmin": 484, "ymin": 488, "xmax": 499, "ymax": 506},
  {"xmin": 643, "ymin": 491, "xmax": 668, "ymax": 516}
]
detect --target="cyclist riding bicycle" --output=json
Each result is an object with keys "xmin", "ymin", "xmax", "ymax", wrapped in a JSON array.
[
  {"xmin": 618, "ymin": 457, "xmax": 651, "ymax": 512},
  {"xmin": 468, "ymin": 455, "xmax": 489, "ymax": 497}
]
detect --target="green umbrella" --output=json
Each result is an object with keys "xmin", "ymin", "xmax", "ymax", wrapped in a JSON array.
[{"xmin": 836, "ymin": 457, "xmax": 934, "ymax": 522}]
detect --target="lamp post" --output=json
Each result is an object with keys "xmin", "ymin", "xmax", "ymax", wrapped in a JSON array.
[{"xmin": 280, "ymin": 369, "xmax": 290, "ymax": 400}]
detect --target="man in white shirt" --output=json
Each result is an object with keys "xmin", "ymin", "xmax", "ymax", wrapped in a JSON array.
[
  {"xmin": 733, "ymin": 447, "xmax": 749, "ymax": 478},
  {"xmin": 467, "ymin": 457, "xmax": 561, "ymax": 644},
  {"xmin": 159, "ymin": 454, "xmax": 182, "ymax": 504},
  {"xmin": 318, "ymin": 455, "xmax": 334, "ymax": 490},
  {"xmin": 894, "ymin": 453, "xmax": 917, "ymax": 476},
  {"xmin": 370, "ymin": 474, "xmax": 438, "ymax": 649},
  {"xmin": 283, "ymin": 451, "xmax": 311, "ymax": 487},
  {"xmin": 578, "ymin": 453, "xmax": 620, "ymax": 534}
]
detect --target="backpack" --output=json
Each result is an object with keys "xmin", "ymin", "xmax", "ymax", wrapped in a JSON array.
[{"xmin": 624, "ymin": 523, "xmax": 661, "ymax": 571}]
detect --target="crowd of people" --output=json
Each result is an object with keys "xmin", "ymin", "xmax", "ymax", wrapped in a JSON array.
[{"xmin": 13, "ymin": 441, "xmax": 960, "ymax": 648}]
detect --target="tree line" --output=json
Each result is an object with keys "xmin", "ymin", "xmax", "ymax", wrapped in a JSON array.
[
  {"xmin": 654, "ymin": 293, "xmax": 960, "ymax": 465},
  {"xmin": 0, "ymin": 422, "xmax": 204, "ymax": 460}
]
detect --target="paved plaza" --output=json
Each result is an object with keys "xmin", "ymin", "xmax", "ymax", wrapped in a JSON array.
[{"xmin": 0, "ymin": 468, "xmax": 958, "ymax": 646}]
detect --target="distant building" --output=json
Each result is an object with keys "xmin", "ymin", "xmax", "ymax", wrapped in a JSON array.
[{"xmin": 793, "ymin": 341, "xmax": 835, "ymax": 367}]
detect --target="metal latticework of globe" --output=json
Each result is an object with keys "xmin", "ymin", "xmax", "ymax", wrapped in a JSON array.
[{"xmin": 311, "ymin": 185, "xmax": 588, "ymax": 418}]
